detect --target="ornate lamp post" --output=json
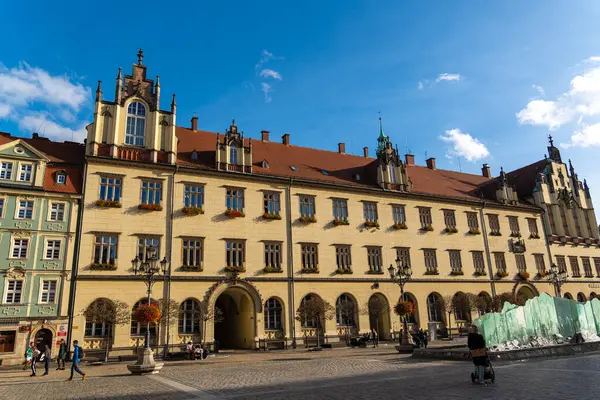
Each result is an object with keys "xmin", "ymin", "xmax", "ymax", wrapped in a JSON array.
[
  {"xmin": 388, "ymin": 256, "xmax": 413, "ymax": 353},
  {"xmin": 548, "ymin": 263, "xmax": 568, "ymax": 298},
  {"xmin": 127, "ymin": 247, "xmax": 168, "ymax": 375}
]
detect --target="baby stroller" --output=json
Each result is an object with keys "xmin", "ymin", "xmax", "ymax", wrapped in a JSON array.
[{"xmin": 470, "ymin": 351, "xmax": 495, "ymax": 384}]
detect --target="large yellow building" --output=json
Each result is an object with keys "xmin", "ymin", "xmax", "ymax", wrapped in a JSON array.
[{"xmin": 71, "ymin": 51, "xmax": 600, "ymax": 355}]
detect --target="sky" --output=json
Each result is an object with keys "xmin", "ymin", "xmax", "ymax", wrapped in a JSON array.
[{"xmin": 1, "ymin": 0, "xmax": 600, "ymax": 210}]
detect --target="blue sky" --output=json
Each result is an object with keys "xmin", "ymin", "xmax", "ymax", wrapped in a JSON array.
[{"xmin": 1, "ymin": 1, "xmax": 600, "ymax": 206}]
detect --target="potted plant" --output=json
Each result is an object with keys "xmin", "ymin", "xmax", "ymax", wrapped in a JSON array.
[
  {"xmin": 299, "ymin": 216, "xmax": 317, "ymax": 224},
  {"xmin": 95, "ymin": 199, "xmax": 122, "ymax": 208},
  {"xmin": 518, "ymin": 271, "xmax": 530, "ymax": 280},
  {"xmin": 224, "ymin": 209, "xmax": 245, "ymax": 218},
  {"xmin": 420, "ymin": 225, "xmax": 434, "ymax": 232},
  {"xmin": 182, "ymin": 206, "xmax": 204, "ymax": 216},
  {"xmin": 393, "ymin": 222, "xmax": 408, "ymax": 230},
  {"xmin": 262, "ymin": 212, "xmax": 282, "ymax": 220},
  {"xmin": 138, "ymin": 203, "xmax": 163, "ymax": 211},
  {"xmin": 468, "ymin": 228, "xmax": 481, "ymax": 235},
  {"xmin": 444, "ymin": 227, "xmax": 458, "ymax": 234},
  {"xmin": 263, "ymin": 266, "xmax": 283, "ymax": 273},
  {"xmin": 333, "ymin": 219, "xmax": 350, "ymax": 226},
  {"xmin": 366, "ymin": 270, "xmax": 385, "ymax": 275},
  {"xmin": 224, "ymin": 265, "xmax": 246, "ymax": 273}
]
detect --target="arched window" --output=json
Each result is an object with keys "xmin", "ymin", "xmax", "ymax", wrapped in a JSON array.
[
  {"xmin": 299, "ymin": 294, "xmax": 318, "ymax": 328},
  {"xmin": 179, "ymin": 299, "xmax": 201, "ymax": 334},
  {"xmin": 591, "ymin": 292, "xmax": 597, "ymax": 300},
  {"xmin": 402, "ymin": 293, "xmax": 417, "ymax": 324},
  {"xmin": 477, "ymin": 292, "xmax": 493, "ymax": 315},
  {"xmin": 336, "ymin": 294, "xmax": 356, "ymax": 327},
  {"xmin": 577, "ymin": 293, "xmax": 587, "ymax": 303},
  {"xmin": 230, "ymin": 146, "xmax": 238, "ymax": 165},
  {"xmin": 131, "ymin": 299, "xmax": 157, "ymax": 336},
  {"xmin": 84, "ymin": 299, "xmax": 114, "ymax": 338},
  {"xmin": 126, "ymin": 102, "xmax": 146, "ymax": 147},
  {"xmin": 452, "ymin": 293, "xmax": 470, "ymax": 321},
  {"xmin": 389, "ymin": 165, "xmax": 397, "ymax": 184},
  {"xmin": 427, "ymin": 293, "xmax": 443, "ymax": 322},
  {"xmin": 264, "ymin": 298, "xmax": 283, "ymax": 330},
  {"xmin": 564, "ymin": 292, "xmax": 573, "ymax": 300}
]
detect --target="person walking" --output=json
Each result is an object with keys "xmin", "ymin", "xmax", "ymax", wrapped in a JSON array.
[
  {"xmin": 30, "ymin": 346, "xmax": 41, "ymax": 377},
  {"xmin": 23, "ymin": 342, "xmax": 34, "ymax": 370},
  {"xmin": 57, "ymin": 339, "xmax": 67, "ymax": 370},
  {"xmin": 67, "ymin": 340, "xmax": 86, "ymax": 381},
  {"xmin": 42, "ymin": 344, "xmax": 51, "ymax": 376},
  {"xmin": 467, "ymin": 324, "xmax": 487, "ymax": 385},
  {"xmin": 186, "ymin": 341, "xmax": 194, "ymax": 360}
]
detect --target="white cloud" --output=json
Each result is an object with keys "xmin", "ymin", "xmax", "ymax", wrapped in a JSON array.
[
  {"xmin": 587, "ymin": 56, "xmax": 600, "ymax": 62},
  {"xmin": 436, "ymin": 73, "xmax": 462, "ymax": 83},
  {"xmin": 0, "ymin": 103, "xmax": 10, "ymax": 118},
  {"xmin": 532, "ymin": 84, "xmax": 545, "ymax": 96},
  {"xmin": 18, "ymin": 113, "xmax": 87, "ymax": 142},
  {"xmin": 440, "ymin": 128, "xmax": 490, "ymax": 161},
  {"xmin": 417, "ymin": 81, "xmax": 424, "ymax": 90},
  {"xmin": 561, "ymin": 123, "xmax": 600, "ymax": 148},
  {"xmin": 260, "ymin": 69, "xmax": 282, "ymax": 80},
  {"xmin": 261, "ymin": 82, "xmax": 272, "ymax": 103},
  {"xmin": 516, "ymin": 99, "xmax": 573, "ymax": 129}
]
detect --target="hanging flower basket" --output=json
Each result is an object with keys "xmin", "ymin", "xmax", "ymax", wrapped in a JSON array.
[
  {"xmin": 182, "ymin": 206, "xmax": 204, "ymax": 216},
  {"xmin": 393, "ymin": 222, "xmax": 408, "ymax": 230},
  {"xmin": 225, "ymin": 209, "xmax": 245, "ymax": 218},
  {"xmin": 134, "ymin": 304, "xmax": 161, "ymax": 323},
  {"xmin": 393, "ymin": 301, "xmax": 414, "ymax": 317},
  {"xmin": 138, "ymin": 203, "xmax": 163, "ymax": 211}
]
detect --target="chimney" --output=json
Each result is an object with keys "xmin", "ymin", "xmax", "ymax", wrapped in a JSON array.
[
  {"xmin": 426, "ymin": 157, "xmax": 436, "ymax": 170},
  {"xmin": 363, "ymin": 147, "xmax": 369, "ymax": 158},
  {"xmin": 405, "ymin": 154, "xmax": 415, "ymax": 166},
  {"xmin": 338, "ymin": 143, "xmax": 346, "ymax": 154},
  {"xmin": 482, "ymin": 163, "xmax": 491, "ymax": 178},
  {"xmin": 261, "ymin": 130, "xmax": 270, "ymax": 142},
  {"xmin": 32, "ymin": 132, "xmax": 39, "ymax": 139},
  {"xmin": 191, "ymin": 116, "xmax": 198, "ymax": 132},
  {"xmin": 282, "ymin": 133, "xmax": 290, "ymax": 145}
]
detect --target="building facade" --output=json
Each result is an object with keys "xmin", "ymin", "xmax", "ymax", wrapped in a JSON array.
[
  {"xmin": 0, "ymin": 134, "xmax": 83, "ymax": 365},
  {"xmin": 66, "ymin": 52, "xmax": 600, "ymax": 356}
]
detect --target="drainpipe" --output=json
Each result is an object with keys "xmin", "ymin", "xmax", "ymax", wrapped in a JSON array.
[
  {"xmin": 286, "ymin": 178, "xmax": 296, "ymax": 348},
  {"xmin": 66, "ymin": 161, "xmax": 87, "ymax": 358},
  {"xmin": 163, "ymin": 167, "xmax": 176, "ymax": 357},
  {"xmin": 539, "ymin": 206, "xmax": 558, "ymax": 296},
  {"xmin": 479, "ymin": 201, "xmax": 496, "ymax": 297}
]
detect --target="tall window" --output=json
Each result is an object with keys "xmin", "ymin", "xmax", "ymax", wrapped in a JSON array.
[
  {"xmin": 179, "ymin": 299, "xmax": 201, "ymax": 334},
  {"xmin": 556, "ymin": 255, "xmax": 567, "ymax": 274},
  {"xmin": 299, "ymin": 295, "xmax": 318, "ymax": 328},
  {"xmin": 367, "ymin": 247, "xmax": 382, "ymax": 272},
  {"xmin": 559, "ymin": 205, "xmax": 570, "ymax": 236},
  {"xmin": 94, "ymin": 235, "xmax": 117, "ymax": 265},
  {"xmin": 582, "ymin": 257, "xmax": 593, "ymax": 277},
  {"xmin": 508, "ymin": 216, "xmax": 520, "ymax": 236},
  {"xmin": 335, "ymin": 245, "xmax": 352, "ymax": 270},
  {"xmin": 332, "ymin": 199, "xmax": 348, "ymax": 221},
  {"xmin": 443, "ymin": 210, "xmax": 457, "ymax": 229},
  {"xmin": 389, "ymin": 165, "xmax": 397, "ymax": 183},
  {"xmin": 99, "ymin": 176, "xmax": 122, "ymax": 202},
  {"xmin": 527, "ymin": 218, "xmax": 539, "ymax": 237},
  {"xmin": 4, "ymin": 280, "xmax": 23, "ymax": 304},
  {"xmin": 137, "ymin": 237, "xmax": 160, "ymax": 261},
  {"xmin": 125, "ymin": 101, "xmax": 146, "ymax": 146},
  {"xmin": 85, "ymin": 299, "xmax": 113, "ymax": 337},
  {"xmin": 226, "ymin": 240, "xmax": 245, "ymax": 267},
  {"xmin": 515, "ymin": 254, "xmax": 527, "ymax": 273},
  {"xmin": 418, "ymin": 207, "xmax": 432, "ymax": 229},
  {"xmin": 0, "ymin": 198, "xmax": 4, "ymax": 217},
  {"xmin": 547, "ymin": 205, "xmax": 557, "ymax": 235},
  {"xmin": 40, "ymin": 280, "xmax": 57, "ymax": 303},
  {"xmin": 466, "ymin": 212, "xmax": 479, "ymax": 231},
  {"xmin": 264, "ymin": 242, "xmax": 282, "ymax": 269},
  {"xmin": 336, "ymin": 294, "xmax": 356, "ymax": 327},
  {"xmin": 423, "ymin": 249, "xmax": 438, "ymax": 274},
  {"xmin": 18, "ymin": 164, "xmax": 32, "ymax": 182},
  {"xmin": 449, "ymin": 250, "xmax": 462, "ymax": 274},
  {"xmin": 494, "ymin": 252, "xmax": 506, "ymax": 274},
  {"xmin": 0, "ymin": 161, "xmax": 13, "ymax": 179},
  {"xmin": 264, "ymin": 298, "xmax": 283, "ymax": 330},
  {"xmin": 569, "ymin": 256, "xmax": 581, "ymax": 277},
  {"xmin": 427, "ymin": 293, "xmax": 443, "ymax": 322},
  {"xmin": 226, "ymin": 188, "xmax": 244, "ymax": 211},
  {"xmin": 184, "ymin": 185, "xmax": 204, "ymax": 208},
  {"xmin": 534, "ymin": 254, "xmax": 546, "ymax": 275},
  {"xmin": 392, "ymin": 205, "xmax": 406, "ymax": 224},
  {"xmin": 572, "ymin": 207, "xmax": 582, "ymax": 237},
  {"xmin": 229, "ymin": 146, "xmax": 238, "ymax": 164},
  {"xmin": 584, "ymin": 211, "xmax": 593, "ymax": 238},
  {"xmin": 49, "ymin": 203, "xmax": 65, "ymax": 221},
  {"xmin": 301, "ymin": 244, "xmax": 318, "ymax": 270},
  {"xmin": 263, "ymin": 192, "xmax": 280, "ymax": 215},
  {"xmin": 182, "ymin": 238, "xmax": 203, "ymax": 268},
  {"xmin": 594, "ymin": 258, "xmax": 600, "ymax": 277},
  {"xmin": 472, "ymin": 251, "xmax": 485, "ymax": 274},
  {"xmin": 363, "ymin": 202, "xmax": 378, "ymax": 223},
  {"xmin": 299, "ymin": 195, "xmax": 315, "ymax": 218},
  {"xmin": 488, "ymin": 214, "xmax": 500, "ymax": 234},
  {"xmin": 396, "ymin": 247, "xmax": 410, "ymax": 267},
  {"xmin": 45, "ymin": 240, "xmax": 61, "ymax": 260},
  {"xmin": 141, "ymin": 180, "xmax": 161, "ymax": 205},
  {"xmin": 17, "ymin": 200, "xmax": 34, "ymax": 219},
  {"xmin": 11, "ymin": 238, "xmax": 28, "ymax": 258}
]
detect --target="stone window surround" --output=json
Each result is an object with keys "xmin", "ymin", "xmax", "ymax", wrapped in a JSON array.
[
  {"xmin": 43, "ymin": 237, "xmax": 63, "ymax": 261},
  {"xmin": 47, "ymin": 200, "xmax": 66, "ymax": 222}
]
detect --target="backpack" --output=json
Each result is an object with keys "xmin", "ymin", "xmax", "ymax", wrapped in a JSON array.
[{"xmin": 77, "ymin": 346, "xmax": 85, "ymax": 360}]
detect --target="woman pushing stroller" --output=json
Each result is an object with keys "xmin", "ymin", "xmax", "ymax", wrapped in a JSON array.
[{"xmin": 467, "ymin": 324, "xmax": 490, "ymax": 385}]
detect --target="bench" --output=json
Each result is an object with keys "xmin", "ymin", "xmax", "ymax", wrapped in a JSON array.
[{"xmin": 258, "ymin": 338, "xmax": 287, "ymax": 351}]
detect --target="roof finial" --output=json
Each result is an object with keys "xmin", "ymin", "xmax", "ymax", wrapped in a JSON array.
[
  {"xmin": 95, "ymin": 80, "xmax": 102, "ymax": 101},
  {"xmin": 137, "ymin": 48, "xmax": 144, "ymax": 65},
  {"xmin": 155, "ymin": 75, "xmax": 160, "ymax": 88},
  {"xmin": 378, "ymin": 111, "xmax": 386, "ymax": 139},
  {"xmin": 548, "ymin": 134, "xmax": 554, "ymax": 147},
  {"xmin": 116, "ymin": 67, "xmax": 122, "ymax": 80}
]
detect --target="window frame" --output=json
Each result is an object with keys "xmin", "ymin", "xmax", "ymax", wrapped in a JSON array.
[
  {"xmin": 448, "ymin": 250, "xmax": 462, "ymax": 274},
  {"xmin": 182, "ymin": 237, "xmax": 204, "ymax": 268},
  {"xmin": 0, "ymin": 161, "xmax": 13, "ymax": 180},
  {"xmin": 493, "ymin": 252, "xmax": 507, "ymax": 274},
  {"xmin": 140, "ymin": 179, "xmax": 162, "ymax": 206},
  {"xmin": 179, "ymin": 299, "xmax": 201, "ymax": 334},
  {"xmin": 472, "ymin": 251, "xmax": 485, "ymax": 274},
  {"xmin": 263, "ymin": 191, "xmax": 281, "ymax": 216},
  {"xmin": 125, "ymin": 101, "xmax": 146, "ymax": 147},
  {"xmin": 569, "ymin": 256, "xmax": 581, "ymax": 277},
  {"xmin": 10, "ymin": 237, "xmax": 29, "ymax": 259},
  {"xmin": 582, "ymin": 257, "xmax": 593, "ymax": 277},
  {"xmin": 418, "ymin": 207, "xmax": 432, "ymax": 229},
  {"xmin": 335, "ymin": 245, "xmax": 352, "ymax": 270},
  {"xmin": 225, "ymin": 187, "xmax": 245, "ymax": 212},
  {"xmin": 184, "ymin": 184, "xmax": 205, "ymax": 209},
  {"xmin": 488, "ymin": 214, "xmax": 500, "ymax": 234},
  {"xmin": 225, "ymin": 239, "xmax": 245, "ymax": 268},
  {"xmin": 508, "ymin": 216, "xmax": 521, "ymax": 236},
  {"xmin": 17, "ymin": 162, "xmax": 33, "ymax": 182},
  {"xmin": 93, "ymin": 234, "xmax": 118, "ymax": 265},
  {"xmin": 3, "ymin": 279, "xmax": 24, "ymax": 304},
  {"xmin": 366, "ymin": 246, "xmax": 383, "ymax": 272},
  {"xmin": 44, "ymin": 238, "xmax": 62, "ymax": 260},
  {"xmin": 39, "ymin": 280, "xmax": 58, "ymax": 304},
  {"xmin": 299, "ymin": 195, "xmax": 316, "ymax": 218},
  {"xmin": 466, "ymin": 212, "xmax": 479, "ymax": 231},
  {"xmin": 15, "ymin": 199, "xmax": 34, "ymax": 220},
  {"xmin": 264, "ymin": 241, "xmax": 283, "ymax": 269},
  {"xmin": 363, "ymin": 201, "xmax": 378, "ymax": 223},
  {"xmin": 515, "ymin": 254, "xmax": 527, "ymax": 273},
  {"xmin": 527, "ymin": 218, "xmax": 539, "ymax": 237},
  {"xmin": 56, "ymin": 173, "xmax": 67, "ymax": 185},
  {"xmin": 0, "ymin": 197, "xmax": 5, "ymax": 218},
  {"xmin": 443, "ymin": 209, "xmax": 457, "ymax": 229},
  {"xmin": 332, "ymin": 198, "xmax": 349, "ymax": 222},
  {"xmin": 48, "ymin": 201, "xmax": 66, "ymax": 222},
  {"xmin": 300, "ymin": 243, "xmax": 319, "ymax": 270},
  {"xmin": 264, "ymin": 298, "xmax": 283, "ymax": 330},
  {"xmin": 423, "ymin": 249, "xmax": 438, "ymax": 274},
  {"xmin": 392, "ymin": 204, "xmax": 406, "ymax": 225},
  {"xmin": 98, "ymin": 175, "xmax": 123, "ymax": 202},
  {"xmin": 534, "ymin": 254, "xmax": 546, "ymax": 275}
]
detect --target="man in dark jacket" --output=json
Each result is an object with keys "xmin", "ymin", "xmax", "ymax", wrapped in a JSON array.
[
  {"xmin": 467, "ymin": 324, "xmax": 487, "ymax": 384},
  {"xmin": 42, "ymin": 344, "xmax": 51, "ymax": 376},
  {"xmin": 57, "ymin": 339, "xmax": 67, "ymax": 370}
]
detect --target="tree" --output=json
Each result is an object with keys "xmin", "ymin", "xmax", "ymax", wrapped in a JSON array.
[
  {"xmin": 296, "ymin": 297, "xmax": 335, "ymax": 347},
  {"xmin": 492, "ymin": 292, "xmax": 517, "ymax": 312},
  {"xmin": 199, "ymin": 301, "xmax": 224, "ymax": 346},
  {"xmin": 157, "ymin": 298, "xmax": 180, "ymax": 355},
  {"xmin": 441, "ymin": 295, "xmax": 455, "ymax": 338},
  {"xmin": 471, "ymin": 294, "xmax": 492, "ymax": 316},
  {"xmin": 82, "ymin": 299, "xmax": 130, "ymax": 363}
]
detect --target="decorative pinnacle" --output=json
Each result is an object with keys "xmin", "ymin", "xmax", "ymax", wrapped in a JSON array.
[
  {"xmin": 155, "ymin": 76, "xmax": 160, "ymax": 88},
  {"xmin": 548, "ymin": 134, "xmax": 554, "ymax": 147},
  {"xmin": 171, "ymin": 93, "xmax": 177, "ymax": 106},
  {"xmin": 378, "ymin": 111, "xmax": 386, "ymax": 139},
  {"xmin": 117, "ymin": 67, "xmax": 122, "ymax": 80},
  {"xmin": 137, "ymin": 48, "xmax": 144, "ymax": 65}
]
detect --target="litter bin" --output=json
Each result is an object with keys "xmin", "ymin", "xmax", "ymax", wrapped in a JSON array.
[{"xmin": 428, "ymin": 322, "xmax": 438, "ymax": 341}]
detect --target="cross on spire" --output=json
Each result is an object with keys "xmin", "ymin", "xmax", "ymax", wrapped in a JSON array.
[
  {"xmin": 548, "ymin": 134, "xmax": 554, "ymax": 147},
  {"xmin": 137, "ymin": 48, "xmax": 144, "ymax": 65}
]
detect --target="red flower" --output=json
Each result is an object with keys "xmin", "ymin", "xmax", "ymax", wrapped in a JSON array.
[{"xmin": 134, "ymin": 304, "xmax": 161, "ymax": 323}]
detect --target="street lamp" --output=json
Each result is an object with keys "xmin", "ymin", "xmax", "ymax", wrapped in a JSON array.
[
  {"xmin": 388, "ymin": 256, "xmax": 413, "ymax": 353},
  {"xmin": 548, "ymin": 263, "xmax": 568, "ymax": 297},
  {"xmin": 127, "ymin": 247, "xmax": 168, "ymax": 375}
]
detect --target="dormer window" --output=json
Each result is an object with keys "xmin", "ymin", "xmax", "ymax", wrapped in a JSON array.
[
  {"xmin": 290, "ymin": 166, "xmax": 299, "ymax": 172},
  {"xmin": 56, "ymin": 173, "xmax": 67, "ymax": 184},
  {"xmin": 229, "ymin": 146, "xmax": 238, "ymax": 164},
  {"xmin": 125, "ymin": 101, "xmax": 146, "ymax": 147},
  {"xmin": 354, "ymin": 173, "xmax": 360, "ymax": 181},
  {"xmin": 321, "ymin": 170, "xmax": 329, "ymax": 176},
  {"xmin": 191, "ymin": 151, "xmax": 198, "ymax": 160},
  {"xmin": 262, "ymin": 160, "xmax": 269, "ymax": 169}
]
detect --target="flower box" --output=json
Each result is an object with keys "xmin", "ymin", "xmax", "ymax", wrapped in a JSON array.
[
  {"xmin": 518, "ymin": 271, "xmax": 530, "ymax": 280},
  {"xmin": 393, "ymin": 222, "xmax": 408, "ymax": 230},
  {"xmin": 510, "ymin": 233, "xmax": 522, "ymax": 238},
  {"xmin": 364, "ymin": 221, "xmax": 380, "ymax": 228},
  {"xmin": 90, "ymin": 263, "xmax": 117, "ymax": 271},
  {"xmin": 299, "ymin": 216, "xmax": 317, "ymax": 224},
  {"xmin": 225, "ymin": 209, "xmax": 245, "ymax": 218},
  {"xmin": 468, "ymin": 229, "xmax": 481, "ymax": 235},
  {"xmin": 300, "ymin": 268, "xmax": 319, "ymax": 274},
  {"xmin": 420, "ymin": 225, "xmax": 434, "ymax": 232},
  {"xmin": 537, "ymin": 271, "xmax": 548, "ymax": 278},
  {"xmin": 444, "ymin": 227, "xmax": 458, "ymax": 234},
  {"xmin": 180, "ymin": 265, "xmax": 202, "ymax": 271},
  {"xmin": 366, "ymin": 270, "xmax": 385, "ymax": 275},
  {"xmin": 496, "ymin": 271, "xmax": 508, "ymax": 278},
  {"xmin": 490, "ymin": 231, "xmax": 502, "ymax": 236},
  {"xmin": 529, "ymin": 233, "xmax": 540, "ymax": 239},
  {"xmin": 424, "ymin": 270, "xmax": 440, "ymax": 275},
  {"xmin": 335, "ymin": 268, "xmax": 353, "ymax": 275},
  {"xmin": 138, "ymin": 203, "xmax": 163, "ymax": 211},
  {"xmin": 182, "ymin": 206, "xmax": 204, "ymax": 216},
  {"xmin": 584, "ymin": 238, "xmax": 592, "ymax": 245},
  {"xmin": 95, "ymin": 199, "xmax": 122, "ymax": 208},
  {"xmin": 333, "ymin": 219, "xmax": 350, "ymax": 226},
  {"xmin": 224, "ymin": 265, "xmax": 246, "ymax": 273},
  {"xmin": 474, "ymin": 271, "xmax": 487, "ymax": 277},
  {"xmin": 263, "ymin": 266, "xmax": 283, "ymax": 273},
  {"xmin": 263, "ymin": 213, "xmax": 282, "ymax": 220},
  {"xmin": 450, "ymin": 270, "xmax": 464, "ymax": 276}
]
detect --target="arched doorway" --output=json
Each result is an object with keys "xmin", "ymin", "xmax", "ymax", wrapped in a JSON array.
[
  {"xmin": 577, "ymin": 292, "xmax": 587, "ymax": 303},
  {"xmin": 35, "ymin": 328, "xmax": 52, "ymax": 352},
  {"xmin": 368, "ymin": 294, "xmax": 391, "ymax": 340},
  {"xmin": 214, "ymin": 287, "xmax": 255, "ymax": 349}
]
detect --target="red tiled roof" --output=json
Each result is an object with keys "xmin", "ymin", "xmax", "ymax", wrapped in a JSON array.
[{"xmin": 44, "ymin": 166, "xmax": 83, "ymax": 194}]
